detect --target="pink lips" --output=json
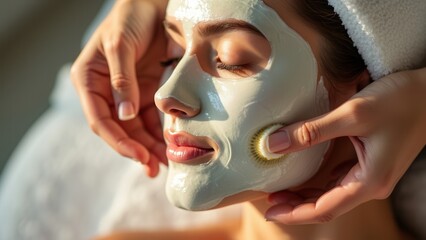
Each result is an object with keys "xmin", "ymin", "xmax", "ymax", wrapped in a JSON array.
[{"xmin": 164, "ymin": 131, "xmax": 217, "ymax": 164}]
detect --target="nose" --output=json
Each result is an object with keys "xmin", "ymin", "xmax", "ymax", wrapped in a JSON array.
[
  {"xmin": 155, "ymin": 96, "xmax": 200, "ymax": 118},
  {"xmin": 155, "ymin": 55, "xmax": 203, "ymax": 119}
]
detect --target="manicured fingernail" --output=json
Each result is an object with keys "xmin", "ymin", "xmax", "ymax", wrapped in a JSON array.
[
  {"xmin": 268, "ymin": 129, "xmax": 290, "ymax": 153},
  {"xmin": 265, "ymin": 212, "xmax": 280, "ymax": 222},
  {"xmin": 265, "ymin": 204, "xmax": 293, "ymax": 222},
  {"xmin": 265, "ymin": 217, "xmax": 278, "ymax": 222},
  {"xmin": 118, "ymin": 101, "xmax": 136, "ymax": 121}
]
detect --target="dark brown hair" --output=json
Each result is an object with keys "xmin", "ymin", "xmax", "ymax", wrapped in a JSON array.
[{"xmin": 292, "ymin": 0, "xmax": 368, "ymax": 83}]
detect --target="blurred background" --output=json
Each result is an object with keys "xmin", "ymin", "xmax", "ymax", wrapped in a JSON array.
[{"xmin": 0, "ymin": 0, "xmax": 105, "ymax": 175}]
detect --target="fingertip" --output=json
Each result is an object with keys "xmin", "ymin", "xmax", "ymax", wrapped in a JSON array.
[
  {"xmin": 265, "ymin": 203, "xmax": 294, "ymax": 223},
  {"xmin": 160, "ymin": 155, "xmax": 168, "ymax": 166},
  {"xmin": 266, "ymin": 202, "xmax": 327, "ymax": 225},
  {"xmin": 274, "ymin": 111, "xmax": 347, "ymax": 153},
  {"xmin": 105, "ymin": 49, "xmax": 140, "ymax": 122},
  {"xmin": 267, "ymin": 123, "xmax": 306, "ymax": 154},
  {"xmin": 154, "ymin": 144, "xmax": 168, "ymax": 166},
  {"xmin": 268, "ymin": 128, "xmax": 291, "ymax": 153},
  {"xmin": 117, "ymin": 139, "xmax": 150, "ymax": 164},
  {"xmin": 145, "ymin": 157, "xmax": 160, "ymax": 178},
  {"xmin": 266, "ymin": 184, "xmax": 366, "ymax": 224},
  {"xmin": 118, "ymin": 101, "xmax": 137, "ymax": 121}
]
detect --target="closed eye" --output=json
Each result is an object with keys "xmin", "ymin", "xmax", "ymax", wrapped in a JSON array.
[
  {"xmin": 216, "ymin": 62, "xmax": 248, "ymax": 76},
  {"xmin": 160, "ymin": 57, "xmax": 182, "ymax": 67}
]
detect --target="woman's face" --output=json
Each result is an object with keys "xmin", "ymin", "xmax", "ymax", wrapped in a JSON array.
[{"xmin": 155, "ymin": 0, "xmax": 331, "ymax": 211}]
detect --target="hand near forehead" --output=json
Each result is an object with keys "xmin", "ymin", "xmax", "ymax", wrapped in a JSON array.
[
  {"xmin": 71, "ymin": 0, "xmax": 169, "ymax": 177},
  {"xmin": 265, "ymin": 67, "xmax": 426, "ymax": 224}
]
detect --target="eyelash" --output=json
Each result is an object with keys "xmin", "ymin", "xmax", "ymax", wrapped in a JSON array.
[
  {"xmin": 216, "ymin": 62, "xmax": 245, "ymax": 75},
  {"xmin": 160, "ymin": 57, "xmax": 182, "ymax": 67},
  {"xmin": 160, "ymin": 57, "xmax": 248, "ymax": 76}
]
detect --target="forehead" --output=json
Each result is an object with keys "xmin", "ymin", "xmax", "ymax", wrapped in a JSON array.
[{"xmin": 167, "ymin": 0, "xmax": 266, "ymax": 23}]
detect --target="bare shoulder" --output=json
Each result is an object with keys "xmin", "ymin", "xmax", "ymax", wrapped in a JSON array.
[{"xmin": 93, "ymin": 218, "xmax": 242, "ymax": 240}]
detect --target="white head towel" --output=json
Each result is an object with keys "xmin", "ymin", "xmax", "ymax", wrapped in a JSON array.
[{"xmin": 328, "ymin": 0, "xmax": 426, "ymax": 80}]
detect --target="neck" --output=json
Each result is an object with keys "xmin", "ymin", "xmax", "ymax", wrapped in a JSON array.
[{"xmin": 239, "ymin": 197, "xmax": 406, "ymax": 240}]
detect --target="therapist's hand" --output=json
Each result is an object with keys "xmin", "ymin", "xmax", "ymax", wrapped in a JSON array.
[
  {"xmin": 265, "ymin": 67, "xmax": 426, "ymax": 224},
  {"xmin": 71, "ymin": 0, "xmax": 169, "ymax": 177}
]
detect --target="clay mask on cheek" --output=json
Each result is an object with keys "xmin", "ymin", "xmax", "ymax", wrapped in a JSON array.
[{"xmin": 156, "ymin": 0, "xmax": 330, "ymax": 211}]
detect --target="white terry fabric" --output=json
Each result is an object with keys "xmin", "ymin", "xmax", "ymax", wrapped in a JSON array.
[{"xmin": 328, "ymin": 0, "xmax": 426, "ymax": 80}]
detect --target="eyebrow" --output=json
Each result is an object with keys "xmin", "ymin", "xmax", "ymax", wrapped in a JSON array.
[
  {"xmin": 164, "ymin": 19, "xmax": 264, "ymax": 38},
  {"xmin": 197, "ymin": 19, "xmax": 264, "ymax": 38},
  {"xmin": 164, "ymin": 20, "xmax": 182, "ymax": 36}
]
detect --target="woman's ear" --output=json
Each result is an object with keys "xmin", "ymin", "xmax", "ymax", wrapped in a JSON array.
[
  {"xmin": 326, "ymin": 69, "xmax": 372, "ymax": 109},
  {"xmin": 356, "ymin": 69, "xmax": 372, "ymax": 92}
]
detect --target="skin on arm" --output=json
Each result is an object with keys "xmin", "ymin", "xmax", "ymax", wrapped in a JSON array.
[
  {"xmin": 265, "ymin": 67, "xmax": 426, "ymax": 224},
  {"xmin": 71, "ymin": 0, "xmax": 169, "ymax": 177},
  {"xmin": 93, "ymin": 219, "xmax": 241, "ymax": 240}
]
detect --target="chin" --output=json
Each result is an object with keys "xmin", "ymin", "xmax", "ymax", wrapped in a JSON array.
[
  {"xmin": 211, "ymin": 190, "xmax": 268, "ymax": 209},
  {"xmin": 168, "ymin": 188, "xmax": 268, "ymax": 211}
]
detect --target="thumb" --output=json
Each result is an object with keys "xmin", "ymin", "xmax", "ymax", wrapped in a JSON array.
[
  {"xmin": 268, "ymin": 106, "xmax": 355, "ymax": 154},
  {"xmin": 104, "ymin": 39, "xmax": 140, "ymax": 121}
]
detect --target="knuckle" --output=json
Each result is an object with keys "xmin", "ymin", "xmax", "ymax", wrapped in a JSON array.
[
  {"xmin": 111, "ymin": 74, "xmax": 133, "ymax": 92},
  {"xmin": 299, "ymin": 121, "xmax": 320, "ymax": 147},
  {"xmin": 342, "ymin": 99, "xmax": 370, "ymax": 125},
  {"xmin": 70, "ymin": 60, "xmax": 96, "ymax": 91},
  {"xmin": 104, "ymin": 36, "xmax": 125, "ymax": 54}
]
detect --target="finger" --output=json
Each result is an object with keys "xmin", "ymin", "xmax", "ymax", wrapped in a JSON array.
[
  {"xmin": 131, "ymin": 130, "xmax": 167, "ymax": 166},
  {"xmin": 79, "ymin": 89, "xmax": 151, "ymax": 163},
  {"xmin": 269, "ymin": 188, "xmax": 326, "ymax": 207},
  {"xmin": 268, "ymin": 102, "xmax": 362, "ymax": 154},
  {"xmin": 268, "ymin": 191, "xmax": 304, "ymax": 206},
  {"xmin": 265, "ymin": 179, "xmax": 365, "ymax": 224},
  {"xmin": 125, "ymin": 118, "xmax": 167, "ymax": 165},
  {"xmin": 141, "ymin": 104, "xmax": 165, "ymax": 142},
  {"xmin": 145, "ymin": 157, "xmax": 160, "ymax": 178},
  {"xmin": 94, "ymin": 118, "xmax": 151, "ymax": 164},
  {"xmin": 103, "ymin": 37, "xmax": 140, "ymax": 121},
  {"xmin": 152, "ymin": 144, "xmax": 168, "ymax": 166},
  {"xmin": 141, "ymin": 108, "xmax": 168, "ymax": 164}
]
